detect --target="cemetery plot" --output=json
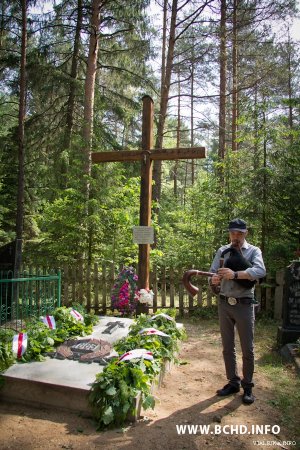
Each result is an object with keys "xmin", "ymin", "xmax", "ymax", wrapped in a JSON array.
[
  {"xmin": 0, "ymin": 315, "xmax": 182, "ymax": 422},
  {"xmin": 0, "ymin": 316, "xmax": 134, "ymax": 414}
]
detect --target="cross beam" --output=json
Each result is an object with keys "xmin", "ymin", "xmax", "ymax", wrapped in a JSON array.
[
  {"xmin": 92, "ymin": 95, "xmax": 207, "ymax": 296},
  {"xmin": 92, "ymin": 147, "xmax": 206, "ymax": 163}
]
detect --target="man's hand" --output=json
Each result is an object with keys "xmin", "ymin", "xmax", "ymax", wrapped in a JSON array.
[
  {"xmin": 218, "ymin": 268, "xmax": 235, "ymax": 280},
  {"xmin": 211, "ymin": 274, "xmax": 222, "ymax": 285}
]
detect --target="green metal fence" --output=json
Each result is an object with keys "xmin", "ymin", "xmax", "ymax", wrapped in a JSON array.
[{"xmin": 0, "ymin": 269, "xmax": 61, "ymax": 330}]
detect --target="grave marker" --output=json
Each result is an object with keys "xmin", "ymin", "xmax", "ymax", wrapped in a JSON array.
[
  {"xmin": 102, "ymin": 320, "xmax": 126, "ymax": 334},
  {"xmin": 92, "ymin": 96, "xmax": 206, "ymax": 304},
  {"xmin": 277, "ymin": 261, "xmax": 300, "ymax": 346}
]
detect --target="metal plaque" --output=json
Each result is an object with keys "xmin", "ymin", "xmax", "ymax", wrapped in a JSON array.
[{"xmin": 133, "ymin": 226, "xmax": 154, "ymax": 244}]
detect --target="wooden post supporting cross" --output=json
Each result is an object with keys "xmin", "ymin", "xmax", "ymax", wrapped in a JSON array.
[{"xmin": 92, "ymin": 95, "xmax": 206, "ymax": 296}]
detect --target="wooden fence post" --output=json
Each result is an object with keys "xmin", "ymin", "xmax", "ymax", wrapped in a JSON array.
[
  {"xmin": 71, "ymin": 265, "xmax": 76, "ymax": 303},
  {"xmin": 179, "ymin": 282, "xmax": 184, "ymax": 316},
  {"xmin": 161, "ymin": 266, "xmax": 166, "ymax": 308},
  {"xmin": 188, "ymin": 292, "xmax": 194, "ymax": 312},
  {"xmin": 86, "ymin": 265, "xmax": 91, "ymax": 311},
  {"xmin": 102, "ymin": 262, "xmax": 107, "ymax": 314},
  {"xmin": 265, "ymin": 275, "xmax": 276, "ymax": 314},
  {"xmin": 152, "ymin": 265, "xmax": 158, "ymax": 313},
  {"xmin": 207, "ymin": 289, "xmax": 212, "ymax": 307},
  {"xmin": 169, "ymin": 267, "xmax": 175, "ymax": 308},
  {"xmin": 63, "ymin": 265, "xmax": 68, "ymax": 306},
  {"xmin": 274, "ymin": 268, "xmax": 285, "ymax": 320},
  {"xmin": 255, "ymin": 283, "xmax": 262, "ymax": 306},
  {"xmin": 78, "ymin": 261, "xmax": 83, "ymax": 303},
  {"xmin": 197, "ymin": 284, "xmax": 203, "ymax": 307},
  {"xmin": 94, "ymin": 262, "xmax": 99, "ymax": 313}
]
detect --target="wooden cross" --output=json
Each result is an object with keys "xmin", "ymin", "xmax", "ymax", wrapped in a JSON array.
[{"xmin": 92, "ymin": 95, "xmax": 206, "ymax": 293}]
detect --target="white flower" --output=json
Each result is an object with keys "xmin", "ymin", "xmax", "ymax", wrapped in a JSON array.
[
  {"xmin": 47, "ymin": 337, "xmax": 55, "ymax": 346},
  {"xmin": 138, "ymin": 289, "xmax": 154, "ymax": 305}
]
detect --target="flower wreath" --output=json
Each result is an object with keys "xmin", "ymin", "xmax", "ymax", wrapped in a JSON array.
[{"xmin": 111, "ymin": 267, "xmax": 139, "ymax": 315}]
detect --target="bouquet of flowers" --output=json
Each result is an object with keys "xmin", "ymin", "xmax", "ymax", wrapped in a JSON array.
[
  {"xmin": 111, "ymin": 267, "xmax": 139, "ymax": 316},
  {"xmin": 138, "ymin": 288, "xmax": 154, "ymax": 305}
]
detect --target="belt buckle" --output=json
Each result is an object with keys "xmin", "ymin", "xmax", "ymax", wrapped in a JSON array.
[{"xmin": 227, "ymin": 297, "xmax": 237, "ymax": 306}]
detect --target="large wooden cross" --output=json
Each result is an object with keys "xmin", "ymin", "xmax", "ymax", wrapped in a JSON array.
[{"xmin": 92, "ymin": 95, "xmax": 206, "ymax": 292}]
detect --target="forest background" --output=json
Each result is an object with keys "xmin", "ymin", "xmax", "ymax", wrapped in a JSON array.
[{"xmin": 0, "ymin": 0, "xmax": 299, "ymax": 281}]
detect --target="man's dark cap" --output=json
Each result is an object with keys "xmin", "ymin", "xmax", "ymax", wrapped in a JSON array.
[{"xmin": 228, "ymin": 218, "xmax": 247, "ymax": 232}]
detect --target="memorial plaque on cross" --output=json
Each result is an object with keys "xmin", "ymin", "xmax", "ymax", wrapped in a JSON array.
[{"xmin": 92, "ymin": 95, "xmax": 207, "ymax": 295}]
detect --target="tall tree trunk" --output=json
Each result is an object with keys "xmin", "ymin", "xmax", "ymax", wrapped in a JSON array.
[
  {"xmin": 57, "ymin": 0, "xmax": 83, "ymax": 189},
  {"xmin": 190, "ymin": 44, "xmax": 195, "ymax": 185},
  {"xmin": 0, "ymin": 0, "xmax": 6, "ymax": 50},
  {"xmin": 153, "ymin": 0, "xmax": 178, "ymax": 210},
  {"xmin": 66, "ymin": 0, "xmax": 83, "ymax": 149},
  {"xmin": 82, "ymin": 0, "xmax": 101, "ymax": 199},
  {"xmin": 253, "ymin": 86, "xmax": 259, "ymax": 219},
  {"xmin": 82, "ymin": 0, "xmax": 101, "ymax": 263},
  {"xmin": 287, "ymin": 33, "xmax": 293, "ymax": 145},
  {"xmin": 261, "ymin": 109, "xmax": 267, "ymax": 255},
  {"xmin": 218, "ymin": 0, "xmax": 227, "ymax": 161},
  {"xmin": 174, "ymin": 70, "xmax": 180, "ymax": 197},
  {"xmin": 160, "ymin": 0, "xmax": 167, "ymax": 90},
  {"xmin": 213, "ymin": 0, "xmax": 228, "ymax": 247},
  {"xmin": 15, "ymin": 0, "xmax": 27, "ymax": 274},
  {"xmin": 231, "ymin": 0, "xmax": 238, "ymax": 151}
]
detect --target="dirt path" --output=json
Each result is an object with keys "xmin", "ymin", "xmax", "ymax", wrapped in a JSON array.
[{"xmin": 0, "ymin": 320, "xmax": 298, "ymax": 450}]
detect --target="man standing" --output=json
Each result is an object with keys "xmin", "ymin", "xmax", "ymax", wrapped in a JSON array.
[{"xmin": 210, "ymin": 218, "xmax": 266, "ymax": 404}]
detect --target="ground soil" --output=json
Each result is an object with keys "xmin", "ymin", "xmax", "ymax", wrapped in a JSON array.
[{"xmin": 0, "ymin": 320, "xmax": 299, "ymax": 450}]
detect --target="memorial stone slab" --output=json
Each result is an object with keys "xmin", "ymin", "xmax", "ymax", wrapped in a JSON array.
[
  {"xmin": 277, "ymin": 261, "xmax": 300, "ymax": 346},
  {"xmin": 0, "ymin": 316, "xmax": 134, "ymax": 414}
]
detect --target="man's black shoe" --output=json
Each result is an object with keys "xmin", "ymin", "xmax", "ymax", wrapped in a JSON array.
[
  {"xmin": 216, "ymin": 383, "xmax": 240, "ymax": 396},
  {"xmin": 242, "ymin": 388, "xmax": 255, "ymax": 404}
]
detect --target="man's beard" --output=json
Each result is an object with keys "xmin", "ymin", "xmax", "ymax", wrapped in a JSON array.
[{"xmin": 231, "ymin": 239, "xmax": 242, "ymax": 248}]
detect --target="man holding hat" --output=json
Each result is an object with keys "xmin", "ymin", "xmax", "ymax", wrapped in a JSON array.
[{"xmin": 210, "ymin": 218, "xmax": 266, "ymax": 404}]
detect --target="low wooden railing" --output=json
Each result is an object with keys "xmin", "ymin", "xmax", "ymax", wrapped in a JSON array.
[
  {"xmin": 60, "ymin": 263, "xmax": 216, "ymax": 315},
  {"xmin": 13, "ymin": 263, "xmax": 281, "ymax": 318}
]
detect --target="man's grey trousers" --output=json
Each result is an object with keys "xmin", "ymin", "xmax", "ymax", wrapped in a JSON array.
[{"xmin": 218, "ymin": 300, "xmax": 255, "ymax": 389}]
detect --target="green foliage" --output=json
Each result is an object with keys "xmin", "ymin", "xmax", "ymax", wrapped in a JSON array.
[
  {"xmin": 190, "ymin": 305, "xmax": 218, "ymax": 320},
  {"xmin": 1, "ymin": 304, "xmax": 183, "ymax": 430},
  {"xmin": 160, "ymin": 307, "xmax": 177, "ymax": 319},
  {"xmin": 20, "ymin": 319, "xmax": 57, "ymax": 362},
  {"xmin": 71, "ymin": 302, "xmax": 99, "ymax": 327},
  {"xmin": 52, "ymin": 306, "xmax": 95, "ymax": 339},
  {"xmin": 155, "ymin": 167, "xmax": 220, "ymax": 270},
  {"xmin": 89, "ymin": 360, "xmax": 155, "ymax": 429},
  {"xmin": 0, "ymin": 306, "xmax": 98, "ymax": 366},
  {"xmin": 0, "ymin": 328, "xmax": 16, "ymax": 372},
  {"xmin": 115, "ymin": 313, "xmax": 185, "ymax": 361},
  {"xmin": 33, "ymin": 188, "xmax": 88, "ymax": 264},
  {"xmin": 90, "ymin": 312, "xmax": 186, "ymax": 429}
]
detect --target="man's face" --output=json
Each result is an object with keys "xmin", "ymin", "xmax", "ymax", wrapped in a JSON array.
[{"xmin": 229, "ymin": 230, "xmax": 247, "ymax": 247}]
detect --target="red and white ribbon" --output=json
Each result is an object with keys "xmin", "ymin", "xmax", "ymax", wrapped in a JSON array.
[
  {"xmin": 118, "ymin": 348, "xmax": 153, "ymax": 362},
  {"xmin": 41, "ymin": 315, "xmax": 56, "ymax": 329},
  {"xmin": 70, "ymin": 309, "xmax": 84, "ymax": 321},
  {"xmin": 12, "ymin": 333, "xmax": 28, "ymax": 358},
  {"xmin": 138, "ymin": 327, "xmax": 169, "ymax": 337}
]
